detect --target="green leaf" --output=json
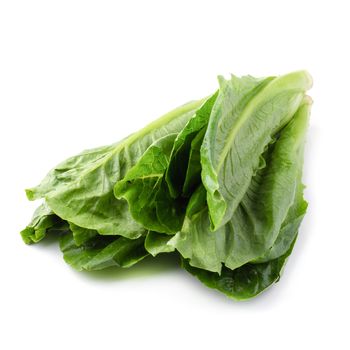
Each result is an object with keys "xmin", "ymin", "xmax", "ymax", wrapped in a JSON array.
[
  {"xmin": 60, "ymin": 232, "xmax": 148, "ymax": 271},
  {"xmin": 185, "ymin": 184, "xmax": 207, "ymax": 218},
  {"xmin": 170, "ymin": 99, "xmax": 311, "ymax": 273},
  {"xmin": 182, "ymin": 127, "xmax": 206, "ymax": 196},
  {"xmin": 145, "ymin": 231, "xmax": 175, "ymax": 257},
  {"xmin": 165, "ymin": 92, "xmax": 218, "ymax": 198},
  {"xmin": 114, "ymin": 134, "xmax": 183, "ymax": 233},
  {"xmin": 253, "ymin": 181, "xmax": 308, "ymax": 263},
  {"xmin": 69, "ymin": 222, "xmax": 98, "ymax": 246},
  {"xmin": 113, "ymin": 95, "xmax": 217, "ymax": 234},
  {"xmin": 26, "ymin": 99, "xmax": 204, "ymax": 238},
  {"xmin": 21, "ymin": 202, "xmax": 66, "ymax": 244},
  {"xmin": 201, "ymin": 72, "xmax": 312, "ymax": 230},
  {"xmin": 253, "ymin": 100, "xmax": 310, "ymax": 263},
  {"xmin": 181, "ymin": 237, "xmax": 296, "ymax": 301}
]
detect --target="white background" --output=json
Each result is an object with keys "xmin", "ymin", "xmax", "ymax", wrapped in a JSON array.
[{"xmin": 1, "ymin": 1, "xmax": 349, "ymax": 349}]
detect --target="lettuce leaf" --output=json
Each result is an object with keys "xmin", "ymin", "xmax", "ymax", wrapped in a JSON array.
[
  {"xmin": 169, "ymin": 99, "xmax": 311, "ymax": 273},
  {"xmin": 60, "ymin": 232, "xmax": 148, "ymax": 271},
  {"xmin": 21, "ymin": 202, "xmax": 67, "ymax": 244},
  {"xmin": 201, "ymin": 72, "xmax": 312, "ymax": 230},
  {"xmin": 181, "ymin": 237, "xmax": 296, "ymax": 301},
  {"xmin": 25, "ymin": 99, "xmax": 204, "ymax": 238}
]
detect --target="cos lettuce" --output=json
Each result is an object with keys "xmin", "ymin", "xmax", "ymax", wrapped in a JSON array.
[{"xmin": 21, "ymin": 71, "xmax": 312, "ymax": 300}]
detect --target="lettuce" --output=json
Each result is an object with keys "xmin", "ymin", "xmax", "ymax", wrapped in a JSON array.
[{"xmin": 21, "ymin": 71, "xmax": 312, "ymax": 300}]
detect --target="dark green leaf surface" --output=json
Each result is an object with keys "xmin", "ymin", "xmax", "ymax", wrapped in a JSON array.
[
  {"xmin": 114, "ymin": 134, "xmax": 182, "ymax": 233},
  {"xmin": 69, "ymin": 222, "xmax": 98, "ymax": 246},
  {"xmin": 181, "ymin": 238, "xmax": 296, "ymax": 300},
  {"xmin": 165, "ymin": 92, "xmax": 218, "ymax": 198}
]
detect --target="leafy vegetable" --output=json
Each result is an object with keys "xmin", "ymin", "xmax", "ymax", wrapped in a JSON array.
[
  {"xmin": 21, "ymin": 71, "xmax": 312, "ymax": 300},
  {"xmin": 25, "ymin": 99, "xmax": 205, "ymax": 238},
  {"xmin": 168, "ymin": 98, "xmax": 311, "ymax": 273}
]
